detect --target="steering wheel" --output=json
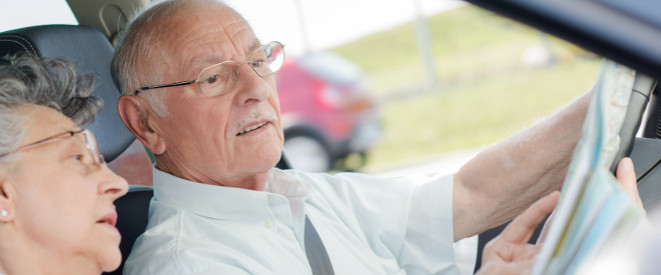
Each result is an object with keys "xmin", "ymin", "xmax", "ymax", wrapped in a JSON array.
[{"xmin": 609, "ymin": 73, "xmax": 656, "ymax": 174}]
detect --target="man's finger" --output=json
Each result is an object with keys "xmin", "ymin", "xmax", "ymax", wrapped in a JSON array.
[
  {"xmin": 536, "ymin": 211, "xmax": 554, "ymax": 244},
  {"xmin": 616, "ymin": 157, "xmax": 643, "ymax": 209},
  {"xmin": 499, "ymin": 191, "xmax": 560, "ymax": 244}
]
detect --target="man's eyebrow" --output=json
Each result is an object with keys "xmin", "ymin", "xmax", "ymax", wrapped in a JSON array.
[{"xmin": 248, "ymin": 40, "xmax": 261, "ymax": 52}]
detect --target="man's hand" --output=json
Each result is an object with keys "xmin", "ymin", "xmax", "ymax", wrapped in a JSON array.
[
  {"xmin": 477, "ymin": 191, "xmax": 560, "ymax": 274},
  {"xmin": 616, "ymin": 157, "xmax": 643, "ymax": 209},
  {"xmin": 477, "ymin": 158, "xmax": 642, "ymax": 274}
]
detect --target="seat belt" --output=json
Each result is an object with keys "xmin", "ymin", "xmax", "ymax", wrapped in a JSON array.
[{"xmin": 304, "ymin": 216, "xmax": 335, "ymax": 275}]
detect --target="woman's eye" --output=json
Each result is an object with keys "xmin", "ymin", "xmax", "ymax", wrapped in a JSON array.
[{"xmin": 73, "ymin": 154, "xmax": 84, "ymax": 162}]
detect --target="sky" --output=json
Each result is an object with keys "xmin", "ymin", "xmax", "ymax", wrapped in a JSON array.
[
  {"xmin": 228, "ymin": 0, "xmax": 465, "ymax": 55},
  {"xmin": 1, "ymin": 0, "xmax": 465, "ymax": 56}
]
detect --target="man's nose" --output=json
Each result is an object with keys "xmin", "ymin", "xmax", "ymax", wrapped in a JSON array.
[{"xmin": 234, "ymin": 63, "xmax": 273, "ymax": 105}]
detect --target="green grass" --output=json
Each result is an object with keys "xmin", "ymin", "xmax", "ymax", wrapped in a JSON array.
[
  {"xmin": 368, "ymin": 60, "xmax": 601, "ymax": 165},
  {"xmin": 327, "ymin": 5, "xmax": 603, "ymax": 167}
]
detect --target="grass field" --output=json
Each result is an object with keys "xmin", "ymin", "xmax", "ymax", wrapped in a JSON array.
[{"xmin": 328, "ymin": 5, "xmax": 603, "ymax": 167}]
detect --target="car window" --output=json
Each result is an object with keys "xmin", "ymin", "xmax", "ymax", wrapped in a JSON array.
[{"xmin": 0, "ymin": 0, "xmax": 77, "ymax": 32}]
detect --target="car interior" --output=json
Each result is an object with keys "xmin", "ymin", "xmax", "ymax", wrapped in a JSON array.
[{"xmin": 1, "ymin": 0, "xmax": 661, "ymax": 274}]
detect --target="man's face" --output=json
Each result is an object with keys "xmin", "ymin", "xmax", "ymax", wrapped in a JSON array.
[{"xmin": 145, "ymin": 2, "xmax": 284, "ymax": 189}]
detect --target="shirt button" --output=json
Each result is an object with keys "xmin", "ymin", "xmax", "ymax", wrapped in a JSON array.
[{"xmin": 265, "ymin": 220, "xmax": 274, "ymax": 229}]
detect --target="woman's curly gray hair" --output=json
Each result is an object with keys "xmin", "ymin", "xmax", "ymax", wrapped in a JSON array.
[{"xmin": 0, "ymin": 53, "xmax": 103, "ymax": 159}]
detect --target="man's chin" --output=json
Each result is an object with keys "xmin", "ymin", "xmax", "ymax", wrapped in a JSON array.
[{"xmin": 254, "ymin": 144, "xmax": 284, "ymax": 167}]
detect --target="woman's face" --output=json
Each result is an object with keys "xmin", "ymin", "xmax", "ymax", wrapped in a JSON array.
[{"xmin": 5, "ymin": 105, "xmax": 128, "ymax": 272}]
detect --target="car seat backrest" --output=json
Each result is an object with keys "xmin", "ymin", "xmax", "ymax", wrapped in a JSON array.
[
  {"xmin": 110, "ymin": 185, "xmax": 153, "ymax": 275},
  {"xmin": 0, "ymin": 24, "xmax": 134, "ymax": 162}
]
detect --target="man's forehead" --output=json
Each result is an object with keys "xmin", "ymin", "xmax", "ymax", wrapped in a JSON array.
[
  {"xmin": 158, "ymin": 3, "xmax": 262, "ymax": 74},
  {"xmin": 187, "ymin": 39, "xmax": 262, "ymax": 70}
]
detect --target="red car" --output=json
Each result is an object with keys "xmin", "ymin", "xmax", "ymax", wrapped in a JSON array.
[{"xmin": 277, "ymin": 52, "xmax": 382, "ymax": 172}]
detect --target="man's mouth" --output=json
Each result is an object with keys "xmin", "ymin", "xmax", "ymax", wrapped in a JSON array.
[{"xmin": 237, "ymin": 122, "xmax": 268, "ymax": 136}]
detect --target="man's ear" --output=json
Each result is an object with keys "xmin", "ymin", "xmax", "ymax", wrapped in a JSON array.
[
  {"xmin": 0, "ymin": 174, "xmax": 17, "ymax": 223},
  {"xmin": 117, "ymin": 95, "xmax": 166, "ymax": 155}
]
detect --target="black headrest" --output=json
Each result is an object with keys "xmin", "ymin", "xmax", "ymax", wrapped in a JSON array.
[
  {"xmin": 0, "ymin": 24, "xmax": 134, "ymax": 162},
  {"xmin": 106, "ymin": 185, "xmax": 153, "ymax": 275}
]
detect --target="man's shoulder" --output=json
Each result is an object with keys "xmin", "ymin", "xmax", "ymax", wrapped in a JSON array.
[{"xmin": 123, "ymin": 218, "xmax": 249, "ymax": 275}]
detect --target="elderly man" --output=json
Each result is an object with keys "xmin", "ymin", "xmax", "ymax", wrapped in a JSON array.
[{"xmin": 112, "ymin": 0, "xmax": 636, "ymax": 274}]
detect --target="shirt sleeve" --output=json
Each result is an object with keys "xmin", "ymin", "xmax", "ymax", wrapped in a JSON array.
[{"xmin": 399, "ymin": 174, "xmax": 459, "ymax": 274}]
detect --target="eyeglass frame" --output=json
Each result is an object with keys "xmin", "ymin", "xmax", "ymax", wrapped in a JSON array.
[
  {"xmin": 133, "ymin": 41, "xmax": 285, "ymax": 97},
  {"xmin": 0, "ymin": 129, "xmax": 105, "ymax": 168}
]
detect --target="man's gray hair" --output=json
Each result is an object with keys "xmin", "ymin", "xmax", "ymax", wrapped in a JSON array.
[
  {"xmin": 0, "ymin": 54, "xmax": 102, "ymax": 160},
  {"xmin": 112, "ymin": 0, "xmax": 224, "ymax": 117}
]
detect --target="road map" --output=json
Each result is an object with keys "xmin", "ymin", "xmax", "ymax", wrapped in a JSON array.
[{"xmin": 532, "ymin": 59, "xmax": 646, "ymax": 275}]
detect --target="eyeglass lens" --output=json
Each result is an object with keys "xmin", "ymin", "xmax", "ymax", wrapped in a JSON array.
[
  {"xmin": 197, "ymin": 41, "xmax": 285, "ymax": 97},
  {"xmin": 81, "ymin": 130, "xmax": 105, "ymax": 167},
  {"xmin": 67, "ymin": 130, "xmax": 105, "ymax": 173}
]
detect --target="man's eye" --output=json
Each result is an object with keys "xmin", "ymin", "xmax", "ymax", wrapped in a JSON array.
[
  {"xmin": 252, "ymin": 60, "xmax": 264, "ymax": 68},
  {"xmin": 204, "ymin": 74, "xmax": 219, "ymax": 85}
]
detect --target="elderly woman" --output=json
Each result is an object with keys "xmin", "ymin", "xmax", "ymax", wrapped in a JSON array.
[{"xmin": 0, "ymin": 54, "xmax": 128, "ymax": 274}]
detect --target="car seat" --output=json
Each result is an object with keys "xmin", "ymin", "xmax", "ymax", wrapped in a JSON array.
[{"xmin": 0, "ymin": 24, "xmax": 134, "ymax": 161}]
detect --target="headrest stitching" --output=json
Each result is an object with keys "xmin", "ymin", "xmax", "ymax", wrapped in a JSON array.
[{"xmin": 0, "ymin": 35, "xmax": 37, "ymax": 54}]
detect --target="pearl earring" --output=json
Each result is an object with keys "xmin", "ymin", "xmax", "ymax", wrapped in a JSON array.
[{"xmin": 1, "ymin": 210, "xmax": 7, "ymax": 217}]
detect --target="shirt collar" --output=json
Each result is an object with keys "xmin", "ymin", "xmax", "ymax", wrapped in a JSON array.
[{"xmin": 152, "ymin": 167, "xmax": 310, "ymax": 221}]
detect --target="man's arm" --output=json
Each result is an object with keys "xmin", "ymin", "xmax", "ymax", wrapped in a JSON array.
[{"xmin": 452, "ymin": 90, "xmax": 592, "ymax": 240}]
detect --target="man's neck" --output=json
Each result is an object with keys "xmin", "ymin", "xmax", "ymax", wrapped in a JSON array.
[{"xmin": 154, "ymin": 157, "xmax": 271, "ymax": 191}]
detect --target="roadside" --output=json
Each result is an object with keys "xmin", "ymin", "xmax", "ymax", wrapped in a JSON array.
[{"xmin": 360, "ymin": 148, "xmax": 481, "ymax": 178}]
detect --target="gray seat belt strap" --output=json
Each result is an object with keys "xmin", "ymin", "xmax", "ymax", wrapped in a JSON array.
[{"xmin": 304, "ymin": 216, "xmax": 335, "ymax": 275}]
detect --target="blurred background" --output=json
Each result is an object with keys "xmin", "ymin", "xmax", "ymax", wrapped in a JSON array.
[
  {"xmin": 231, "ymin": 0, "xmax": 601, "ymax": 175},
  {"xmin": 2, "ymin": 0, "xmax": 602, "ymax": 176}
]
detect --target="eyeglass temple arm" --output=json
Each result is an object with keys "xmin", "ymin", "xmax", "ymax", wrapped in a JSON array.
[{"xmin": 134, "ymin": 80, "xmax": 197, "ymax": 95}]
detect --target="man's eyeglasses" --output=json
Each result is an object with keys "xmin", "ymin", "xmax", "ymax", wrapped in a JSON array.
[
  {"xmin": 0, "ymin": 129, "xmax": 105, "ymax": 170},
  {"xmin": 134, "ymin": 41, "xmax": 285, "ymax": 97}
]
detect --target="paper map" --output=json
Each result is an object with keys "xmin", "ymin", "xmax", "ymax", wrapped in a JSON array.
[{"xmin": 532, "ymin": 59, "xmax": 646, "ymax": 275}]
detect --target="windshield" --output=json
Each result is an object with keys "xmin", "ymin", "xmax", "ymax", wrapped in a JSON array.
[{"xmin": 0, "ymin": 0, "xmax": 77, "ymax": 32}]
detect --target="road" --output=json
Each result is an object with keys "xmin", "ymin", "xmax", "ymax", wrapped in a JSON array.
[{"xmin": 361, "ymin": 148, "xmax": 481, "ymax": 178}]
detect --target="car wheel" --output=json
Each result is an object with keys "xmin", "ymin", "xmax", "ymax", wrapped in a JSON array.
[
  {"xmin": 284, "ymin": 134, "xmax": 332, "ymax": 172},
  {"xmin": 337, "ymin": 151, "xmax": 367, "ymax": 172}
]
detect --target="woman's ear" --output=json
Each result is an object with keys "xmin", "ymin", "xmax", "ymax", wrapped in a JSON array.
[
  {"xmin": 117, "ymin": 95, "xmax": 166, "ymax": 155},
  {"xmin": 0, "ymin": 174, "xmax": 17, "ymax": 223}
]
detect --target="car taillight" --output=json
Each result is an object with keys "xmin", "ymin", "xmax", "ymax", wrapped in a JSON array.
[{"xmin": 348, "ymin": 96, "xmax": 373, "ymax": 111}]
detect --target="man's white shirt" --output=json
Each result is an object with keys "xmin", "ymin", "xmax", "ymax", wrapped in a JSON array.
[{"xmin": 124, "ymin": 168, "xmax": 461, "ymax": 275}]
